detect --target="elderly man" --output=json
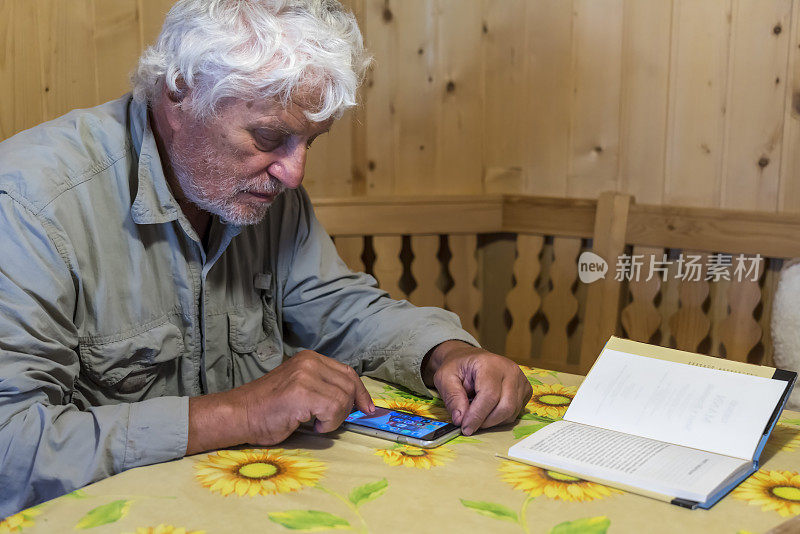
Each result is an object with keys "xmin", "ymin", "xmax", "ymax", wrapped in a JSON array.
[{"xmin": 0, "ymin": 0, "xmax": 531, "ymax": 514}]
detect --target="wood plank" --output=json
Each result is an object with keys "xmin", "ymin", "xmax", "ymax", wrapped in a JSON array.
[
  {"xmin": 38, "ymin": 0, "xmax": 99, "ymax": 121},
  {"xmin": 523, "ymin": 0, "xmax": 572, "ymax": 197},
  {"xmin": 94, "ymin": 0, "xmax": 142, "ymax": 102},
  {"xmin": 446, "ymin": 234, "xmax": 480, "ymax": 339},
  {"xmin": 409, "ymin": 235, "xmax": 445, "ymax": 307},
  {"xmin": 719, "ymin": 254, "xmax": 765, "ymax": 361},
  {"xmin": 664, "ymin": 0, "xmax": 732, "ymax": 207},
  {"xmin": 779, "ymin": 0, "xmax": 800, "ymax": 213},
  {"xmin": 721, "ymin": 0, "xmax": 792, "ymax": 211},
  {"xmin": 505, "ymin": 234, "xmax": 544, "ymax": 362},
  {"xmin": 333, "ymin": 236, "xmax": 365, "ymax": 272},
  {"xmin": 668, "ymin": 252, "xmax": 711, "ymax": 351},
  {"xmin": 304, "ymin": 110, "xmax": 354, "ymax": 197},
  {"xmin": 139, "ymin": 0, "xmax": 174, "ymax": 46},
  {"xmin": 626, "ymin": 203, "xmax": 800, "ymax": 257},
  {"xmin": 0, "ymin": 0, "xmax": 45, "ymax": 141},
  {"xmin": 567, "ymin": 0, "xmax": 624, "ymax": 197},
  {"xmin": 372, "ymin": 235, "xmax": 404, "ymax": 300},
  {"xmin": 541, "ymin": 237, "xmax": 581, "ymax": 365},
  {"xmin": 617, "ymin": 0, "xmax": 673, "ymax": 204},
  {"xmin": 363, "ymin": 0, "xmax": 397, "ymax": 195},
  {"xmin": 391, "ymin": 0, "xmax": 437, "ymax": 195},
  {"xmin": 620, "ymin": 246, "xmax": 664, "ymax": 343},
  {"xmin": 477, "ymin": 237, "xmax": 516, "ymax": 355},
  {"xmin": 435, "ymin": 0, "xmax": 483, "ymax": 195},
  {"xmin": 579, "ymin": 192, "xmax": 631, "ymax": 371},
  {"xmin": 502, "ymin": 195, "xmax": 597, "ymax": 238},
  {"xmin": 314, "ymin": 195, "xmax": 504, "ymax": 235},
  {"xmin": 482, "ymin": 0, "xmax": 527, "ymax": 194}
]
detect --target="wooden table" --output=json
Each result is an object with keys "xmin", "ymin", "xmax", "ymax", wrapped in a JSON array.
[{"xmin": 5, "ymin": 366, "xmax": 798, "ymax": 534}]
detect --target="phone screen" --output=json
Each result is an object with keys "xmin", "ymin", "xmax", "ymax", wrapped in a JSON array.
[{"xmin": 346, "ymin": 407, "xmax": 454, "ymax": 440}]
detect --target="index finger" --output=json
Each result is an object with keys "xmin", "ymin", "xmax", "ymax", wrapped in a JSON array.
[
  {"xmin": 460, "ymin": 376, "xmax": 501, "ymax": 435},
  {"xmin": 318, "ymin": 356, "xmax": 375, "ymax": 415}
]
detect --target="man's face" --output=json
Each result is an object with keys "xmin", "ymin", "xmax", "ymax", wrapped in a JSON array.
[{"xmin": 167, "ymin": 96, "xmax": 333, "ymax": 226}]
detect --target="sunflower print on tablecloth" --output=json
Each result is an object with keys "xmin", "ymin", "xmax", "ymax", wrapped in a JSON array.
[
  {"xmin": 524, "ymin": 383, "xmax": 577, "ymax": 420},
  {"xmin": 124, "ymin": 526, "xmax": 205, "ymax": 534},
  {"xmin": 373, "ymin": 397, "xmax": 449, "ymax": 421},
  {"xmin": 499, "ymin": 461, "xmax": 621, "ymax": 502},
  {"xmin": 0, "ymin": 507, "xmax": 41, "ymax": 533},
  {"xmin": 195, "ymin": 448, "xmax": 325, "ymax": 497},
  {"xmin": 519, "ymin": 365, "xmax": 556, "ymax": 379},
  {"xmin": 374, "ymin": 444, "xmax": 454, "ymax": 469},
  {"xmin": 733, "ymin": 469, "xmax": 800, "ymax": 517},
  {"xmin": 764, "ymin": 423, "xmax": 800, "ymax": 455}
]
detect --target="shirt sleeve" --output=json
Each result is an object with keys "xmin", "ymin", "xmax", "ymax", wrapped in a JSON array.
[
  {"xmin": 278, "ymin": 188, "xmax": 479, "ymax": 395},
  {"xmin": 0, "ymin": 195, "xmax": 188, "ymax": 516}
]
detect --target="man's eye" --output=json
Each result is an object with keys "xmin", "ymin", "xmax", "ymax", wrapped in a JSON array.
[{"xmin": 253, "ymin": 130, "xmax": 284, "ymax": 151}]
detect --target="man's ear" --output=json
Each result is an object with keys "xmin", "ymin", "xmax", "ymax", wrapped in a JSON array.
[{"xmin": 160, "ymin": 78, "xmax": 191, "ymax": 131}]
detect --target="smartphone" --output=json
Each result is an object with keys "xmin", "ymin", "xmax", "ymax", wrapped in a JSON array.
[{"xmin": 343, "ymin": 407, "xmax": 461, "ymax": 448}]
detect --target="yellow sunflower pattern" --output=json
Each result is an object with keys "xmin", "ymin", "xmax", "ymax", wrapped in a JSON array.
[
  {"xmin": 524, "ymin": 383, "xmax": 578, "ymax": 420},
  {"xmin": 194, "ymin": 448, "xmax": 325, "ymax": 497},
  {"xmin": 374, "ymin": 444, "xmax": 455, "ymax": 469},
  {"xmin": 765, "ymin": 424, "xmax": 800, "ymax": 455},
  {"xmin": 0, "ymin": 508, "xmax": 41, "ymax": 533},
  {"xmin": 499, "ymin": 461, "xmax": 621, "ymax": 502},
  {"xmin": 124, "ymin": 526, "xmax": 205, "ymax": 534},
  {"xmin": 733, "ymin": 469, "xmax": 800, "ymax": 517},
  {"xmin": 519, "ymin": 365, "xmax": 557, "ymax": 379},
  {"xmin": 373, "ymin": 397, "xmax": 450, "ymax": 421}
]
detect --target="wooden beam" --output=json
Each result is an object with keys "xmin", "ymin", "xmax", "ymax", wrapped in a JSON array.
[
  {"xmin": 502, "ymin": 195, "xmax": 597, "ymax": 238},
  {"xmin": 313, "ymin": 195, "xmax": 504, "ymax": 236},
  {"xmin": 579, "ymin": 192, "xmax": 632, "ymax": 373},
  {"xmin": 627, "ymin": 204, "xmax": 800, "ymax": 258}
]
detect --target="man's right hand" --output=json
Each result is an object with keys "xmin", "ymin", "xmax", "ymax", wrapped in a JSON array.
[{"xmin": 186, "ymin": 350, "xmax": 375, "ymax": 455}]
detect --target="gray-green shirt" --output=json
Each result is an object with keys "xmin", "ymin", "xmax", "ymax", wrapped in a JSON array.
[{"xmin": 0, "ymin": 95, "xmax": 477, "ymax": 515}]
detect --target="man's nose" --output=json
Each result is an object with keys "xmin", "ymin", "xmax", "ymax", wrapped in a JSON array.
[{"xmin": 268, "ymin": 144, "xmax": 306, "ymax": 189}]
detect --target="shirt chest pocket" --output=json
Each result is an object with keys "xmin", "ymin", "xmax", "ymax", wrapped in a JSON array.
[{"xmin": 77, "ymin": 317, "xmax": 184, "ymax": 400}]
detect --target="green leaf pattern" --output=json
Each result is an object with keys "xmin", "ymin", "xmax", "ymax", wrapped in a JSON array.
[
  {"xmin": 348, "ymin": 479, "xmax": 388, "ymax": 508},
  {"xmin": 74, "ymin": 499, "xmax": 131, "ymax": 529},
  {"xmin": 268, "ymin": 510, "xmax": 351, "ymax": 531}
]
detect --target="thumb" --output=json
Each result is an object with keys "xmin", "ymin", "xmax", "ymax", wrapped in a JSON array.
[{"xmin": 436, "ymin": 372, "xmax": 470, "ymax": 427}]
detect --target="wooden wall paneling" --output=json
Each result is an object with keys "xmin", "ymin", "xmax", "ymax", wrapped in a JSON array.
[
  {"xmin": 409, "ymin": 235, "xmax": 445, "ymax": 307},
  {"xmin": 139, "ymin": 0, "xmax": 174, "ymax": 46},
  {"xmin": 372, "ymin": 235, "xmax": 405, "ymax": 300},
  {"xmin": 759, "ymin": 259, "xmax": 781, "ymax": 366},
  {"xmin": 94, "ymin": 0, "xmax": 143, "ymax": 103},
  {"xmin": 333, "ymin": 236, "xmax": 366, "ymax": 272},
  {"xmin": 620, "ymin": 246, "xmax": 664, "ymax": 343},
  {"xmin": 304, "ymin": 110, "xmax": 354, "ymax": 197},
  {"xmin": 363, "ymin": 0, "xmax": 397, "ymax": 195},
  {"xmin": 342, "ymin": 0, "xmax": 368, "ymax": 196},
  {"xmin": 721, "ymin": 0, "xmax": 792, "ymax": 211},
  {"xmin": 779, "ymin": 0, "xmax": 800, "ymax": 214},
  {"xmin": 477, "ymin": 236, "xmax": 515, "ymax": 355},
  {"xmin": 566, "ymin": 0, "xmax": 624, "ymax": 198},
  {"xmin": 505, "ymin": 234, "xmax": 544, "ymax": 362},
  {"xmin": 0, "ymin": 0, "xmax": 44, "ymax": 141},
  {"xmin": 579, "ymin": 192, "xmax": 631, "ymax": 371},
  {"xmin": 663, "ymin": 0, "xmax": 732, "ymax": 207},
  {"xmin": 617, "ymin": 0, "xmax": 672, "ymax": 204},
  {"xmin": 523, "ymin": 0, "xmax": 572, "ymax": 197},
  {"xmin": 482, "ymin": 0, "xmax": 527, "ymax": 194},
  {"xmin": 391, "ymin": 0, "xmax": 437, "ymax": 195},
  {"xmin": 435, "ymin": 0, "xmax": 483, "ymax": 195},
  {"xmin": 38, "ymin": 0, "xmax": 99, "ymax": 121},
  {"xmin": 718, "ymin": 254, "xmax": 765, "ymax": 362},
  {"xmin": 540, "ymin": 237, "xmax": 581, "ymax": 366},
  {"xmin": 446, "ymin": 234, "xmax": 480, "ymax": 338},
  {"xmin": 668, "ymin": 252, "xmax": 711, "ymax": 351}
]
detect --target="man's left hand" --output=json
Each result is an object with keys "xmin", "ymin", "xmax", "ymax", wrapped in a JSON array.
[{"xmin": 421, "ymin": 341, "xmax": 532, "ymax": 436}]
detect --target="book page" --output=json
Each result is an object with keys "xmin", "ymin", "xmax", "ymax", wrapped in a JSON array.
[
  {"xmin": 508, "ymin": 420, "xmax": 750, "ymax": 503},
  {"xmin": 565, "ymin": 349, "xmax": 786, "ymax": 459}
]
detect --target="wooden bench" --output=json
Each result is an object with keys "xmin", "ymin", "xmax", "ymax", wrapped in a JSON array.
[{"xmin": 314, "ymin": 193, "xmax": 800, "ymax": 374}]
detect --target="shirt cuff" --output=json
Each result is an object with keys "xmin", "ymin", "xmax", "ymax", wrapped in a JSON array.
[
  {"xmin": 397, "ymin": 319, "xmax": 480, "ymax": 397},
  {"xmin": 123, "ymin": 396, "xmax": 189, "ymax": 470}
]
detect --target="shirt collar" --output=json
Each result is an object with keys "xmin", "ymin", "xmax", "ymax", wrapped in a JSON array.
[{"xmin": 128, "ymin": 95, "xmax": 181, "ymax": 225}]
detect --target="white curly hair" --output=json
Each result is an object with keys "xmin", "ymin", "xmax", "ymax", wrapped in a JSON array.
[{"xmin": 132, "ymin": 0, "xmax": 370, "ymax": 122}]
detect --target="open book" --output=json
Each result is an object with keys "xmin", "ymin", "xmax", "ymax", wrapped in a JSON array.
[{"xmin": 506, "ymin": 337, "xmax": 796, "ymax": 509}]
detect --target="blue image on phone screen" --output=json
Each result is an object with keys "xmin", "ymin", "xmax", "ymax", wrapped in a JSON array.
[{"xmin": 346, "ymin": 408, "xmax": 448, "ymax": 439}]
